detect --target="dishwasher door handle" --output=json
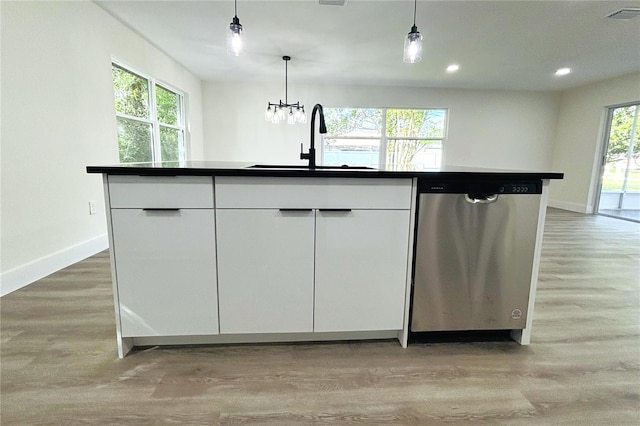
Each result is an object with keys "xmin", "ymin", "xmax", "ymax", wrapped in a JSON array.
[{"xmin": 464, "ymin": 194, "xmax": 499, "ymax": 204}]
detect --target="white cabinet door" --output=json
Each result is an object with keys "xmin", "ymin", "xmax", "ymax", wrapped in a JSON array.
[
  {"xmin": 216, "ymin": 209, "xmax": 315, "ymax": 334},
  {"xmin": 111, "ymin": 209, "xmax": 218, "ymax": 337},
  {"xmin": 314, "ymin": 209, "xmax": 411, "ymax": 332}
]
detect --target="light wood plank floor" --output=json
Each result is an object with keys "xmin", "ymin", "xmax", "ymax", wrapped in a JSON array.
[{"xmin": 1, "ymin": 208, "xmax": 639, "ymax": 424}]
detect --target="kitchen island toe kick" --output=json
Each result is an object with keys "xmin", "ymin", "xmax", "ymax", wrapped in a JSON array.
[
  {"xmin": 126, "ymin": 330, "xmax": 403, "ymax": 348},
  {"xmin": 88, "ymin": 161, "xmax": 562, "ymax": 357}
]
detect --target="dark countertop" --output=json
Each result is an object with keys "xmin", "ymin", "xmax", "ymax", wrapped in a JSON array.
[{"xmin": 86, "ymin": 161, "xmax": 564, "ymax": 181}]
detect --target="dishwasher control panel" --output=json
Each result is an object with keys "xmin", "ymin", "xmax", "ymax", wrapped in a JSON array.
[
  {"xmin": 500, "ymin": 183, "xmax": 541, "ymax": 194},
  {"xmin": 419, "ymin": 181, "xmax": 542, "ymax": 194}
]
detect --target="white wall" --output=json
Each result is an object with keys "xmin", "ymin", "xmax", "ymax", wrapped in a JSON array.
[
  {"xmin": 203, "ymin": 81, "xmax": 560, "ymax": 171},
  {"xmin": 548, "ymin": 72, "xmax": 640, "ymax": 213},
  {"xmin": 1, "ymin": 1, "xmax": 204, "ymax": 295}
]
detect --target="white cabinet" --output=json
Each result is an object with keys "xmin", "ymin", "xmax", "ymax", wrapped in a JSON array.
[
  {"xmin": 216, "ymin": 209, "xmax": 315, "ymax": 334},
  {"xmin": 105, "ymin": 174, "xmax": 413, "ymax": 355},
  {"xmin": 314, "ymin": 209, "xmax": 411, "ymax": 332},
  {"xmin": 215, "ymin": 176, "xmax": 413, "ymax": 335},
  {"xmin": 108, "ymin": 176, "xmax": 218, "ymax": 338}
]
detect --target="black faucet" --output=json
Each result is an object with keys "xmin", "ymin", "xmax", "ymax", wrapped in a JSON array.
[{"xmin": 300, "ymin": 103, "xmax": 327, "ymax": 168}]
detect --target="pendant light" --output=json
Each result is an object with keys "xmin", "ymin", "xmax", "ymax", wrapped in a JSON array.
[
  {"xmin": 265, "ymin": 56, "xmax": 307, "ymax": 125},
  {"xmin": 403, "ymin": 0, "xmax": 423, "ymax": 63},
  {"xmin": 227, "ymin": 0, "xmax": 245, "ymax": 56}
]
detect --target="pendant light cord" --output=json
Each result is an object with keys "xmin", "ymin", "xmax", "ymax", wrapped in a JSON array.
[
  {"xmin": 234, "ymin": 0, "xmax": 238, "ymax": 17},
  {"xmin": 413, "ymin": 0, "xmax": 417, "ymax": 27},
  {"xmin": 284, "ymin": 59, "xmax": 288, "ymax": 104}
]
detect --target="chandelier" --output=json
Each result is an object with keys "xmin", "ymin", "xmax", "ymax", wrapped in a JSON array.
[{"xmin": 265, "ymin": 56, "xmax": 307, "ymax": 124}]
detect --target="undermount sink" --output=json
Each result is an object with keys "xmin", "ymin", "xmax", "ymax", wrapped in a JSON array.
[{"xmin": 247, "ymin": 164, "xmax": 376, "ymax": 170}]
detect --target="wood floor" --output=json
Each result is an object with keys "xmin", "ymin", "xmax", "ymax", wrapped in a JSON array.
[{"xmin": 1, "ymin": 208, "xmax": 639, "ymax": 424}]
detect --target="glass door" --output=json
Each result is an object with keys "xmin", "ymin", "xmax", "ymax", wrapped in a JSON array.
[{"xmin": 597, "ymin": 103, "xmax": 640, "ymax": 222}]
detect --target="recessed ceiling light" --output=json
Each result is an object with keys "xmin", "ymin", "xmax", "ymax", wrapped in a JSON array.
[
  {"xmin": 555, "ymin": 67, "xmax": 571, "ymax": 76},
  {"xmin": 446, "ymin": 64, "xmax": 460, "ymax": 73},
  {"xmin": 318, "ymin": 0, "xmax": 347, "ymax": 6}
]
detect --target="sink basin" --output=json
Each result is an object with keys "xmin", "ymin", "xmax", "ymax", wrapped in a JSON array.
[{"xmin": 247, "ymin": 164, "xmax": 376, "ymax": 170}]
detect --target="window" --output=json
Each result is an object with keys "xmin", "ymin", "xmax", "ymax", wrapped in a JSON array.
[
  {"xmin": 112, "ymin": 63, "xmax": 186, "ymax": 163},
  {"xmin": 321, "ymin": 107, "xmax": 447, "ymax": 170},
  {"xmin": 596, "ymin": 102, "xmax": 640, "ymax": 221}
]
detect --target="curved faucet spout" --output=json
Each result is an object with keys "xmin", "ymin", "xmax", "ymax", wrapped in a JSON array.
[
  {"xmin": 301, "ymin": 103, "xmax": 326, "ymax": 168},
  {"xmin": 312, "ymin": 104, "xmax": 327, "ymax": 134}
]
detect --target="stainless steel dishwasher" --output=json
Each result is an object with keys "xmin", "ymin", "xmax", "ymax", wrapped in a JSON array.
[{"xmin": 410, "ymin": 180, "xmax": 542, "ymax": 332}]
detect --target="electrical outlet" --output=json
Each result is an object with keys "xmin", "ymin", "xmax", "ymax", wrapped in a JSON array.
[{"xmin": 89, "ymin": 201, "xmax": 97, "ymax": 215}]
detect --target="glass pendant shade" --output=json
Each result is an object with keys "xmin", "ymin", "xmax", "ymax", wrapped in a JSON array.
[
  {"xmin": 299, "ymin": 110, "xmax": 307, "ymax": 124},
  {"xmin": 403, "ymin": 26, "xmax": 423, "ymax": 63},
  {"xmin": 227, "ymin": 17, "xmax": 245, "ymax": 56},
  {"xmin": 265, "ymin": 105, "xmax": 274, "ymax": 121},
  {"xmin": 294, "ymin": 107, "xmax": 307, "ymax": 124},
  {"xmin": 287, "ymin": 109, "xmax": 296, "ymax": 125}
]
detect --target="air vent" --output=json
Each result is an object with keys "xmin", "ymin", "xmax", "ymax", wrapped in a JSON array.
[
  {"xmin": 318, "ymin": 0, "xmax": 347, "ymax": 6},
  {"xmin": 605, "ymin": 8, "xmax": 640, "ymax": 20}
]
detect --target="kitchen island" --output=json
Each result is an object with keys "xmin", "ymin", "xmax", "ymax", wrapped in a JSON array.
[{"xmin": 87, "ymin": 161, "xmax": 563, "ymax": 358}]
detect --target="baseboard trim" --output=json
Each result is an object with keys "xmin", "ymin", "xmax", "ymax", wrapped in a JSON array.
[
  {"xmin": 548, "ymin": 199, "xmax": 589, "ymax": 214},
  {"xmin": 1, "ymin": 234, "xmax": 109, "ymax": 297}
]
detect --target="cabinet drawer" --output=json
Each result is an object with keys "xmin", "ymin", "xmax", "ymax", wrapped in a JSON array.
[
  {"xmin": 215, "ymin": 177, "xmax": 412, "ymax": 209},
  {"xmin": 108, "ymin": 175, "xmax": 214, "ymax": 208}
]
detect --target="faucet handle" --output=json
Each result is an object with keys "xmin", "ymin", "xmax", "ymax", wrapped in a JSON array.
[{"xmin": 300, "ymin": 143, "xmax": 310, "ymax": 160}]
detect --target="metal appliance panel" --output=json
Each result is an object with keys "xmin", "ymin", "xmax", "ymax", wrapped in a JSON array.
[{"xmin": 411, "ymin": 191, "xmax": 541, "ymax": 331}]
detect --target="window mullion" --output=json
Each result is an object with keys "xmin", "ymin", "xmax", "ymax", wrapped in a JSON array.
[
  {"xmin": 179, "ymin": 95, "xmax": 186, "ymax": 160},
  {"xmin": 178, "ymin": 129, "xmax": 185, "ymax": 162},
  {"xmin": 171, "ymin": 94, "xmax": 186, "ymax": 161},
  {"xmin": 323, "ymin": 136, "xmax": 381, "ymax": 140},
  {"xmin": 380, "ymin": 108, "xmax": 388, "ymax": 169},
  {"xmin": 149, "ymin": 80, "xmax": 161, "ymax": 162},
  {"xmin": 387, "ymin": 137, "xmax": 443, "ymax": 142},
  {"xmin": 158, "ymin": 123, "xmax": 183, "ymax": 131},
  {"xmin": 115, "ymin": 112, "xmax": 153, "ymax": 125}
]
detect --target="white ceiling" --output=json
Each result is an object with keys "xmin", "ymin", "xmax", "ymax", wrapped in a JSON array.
[{"xmin": 96, "ymin": 0, "xmax": 640, "ymax": 91}]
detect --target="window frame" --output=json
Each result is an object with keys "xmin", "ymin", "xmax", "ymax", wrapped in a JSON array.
[
  {"xmin": 111, "ymin": 59, "xmax": 188, "ymax": 163},
  {"xmin": 320, "ymin": 107, "xmax": 448, "ymax": 169}
]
